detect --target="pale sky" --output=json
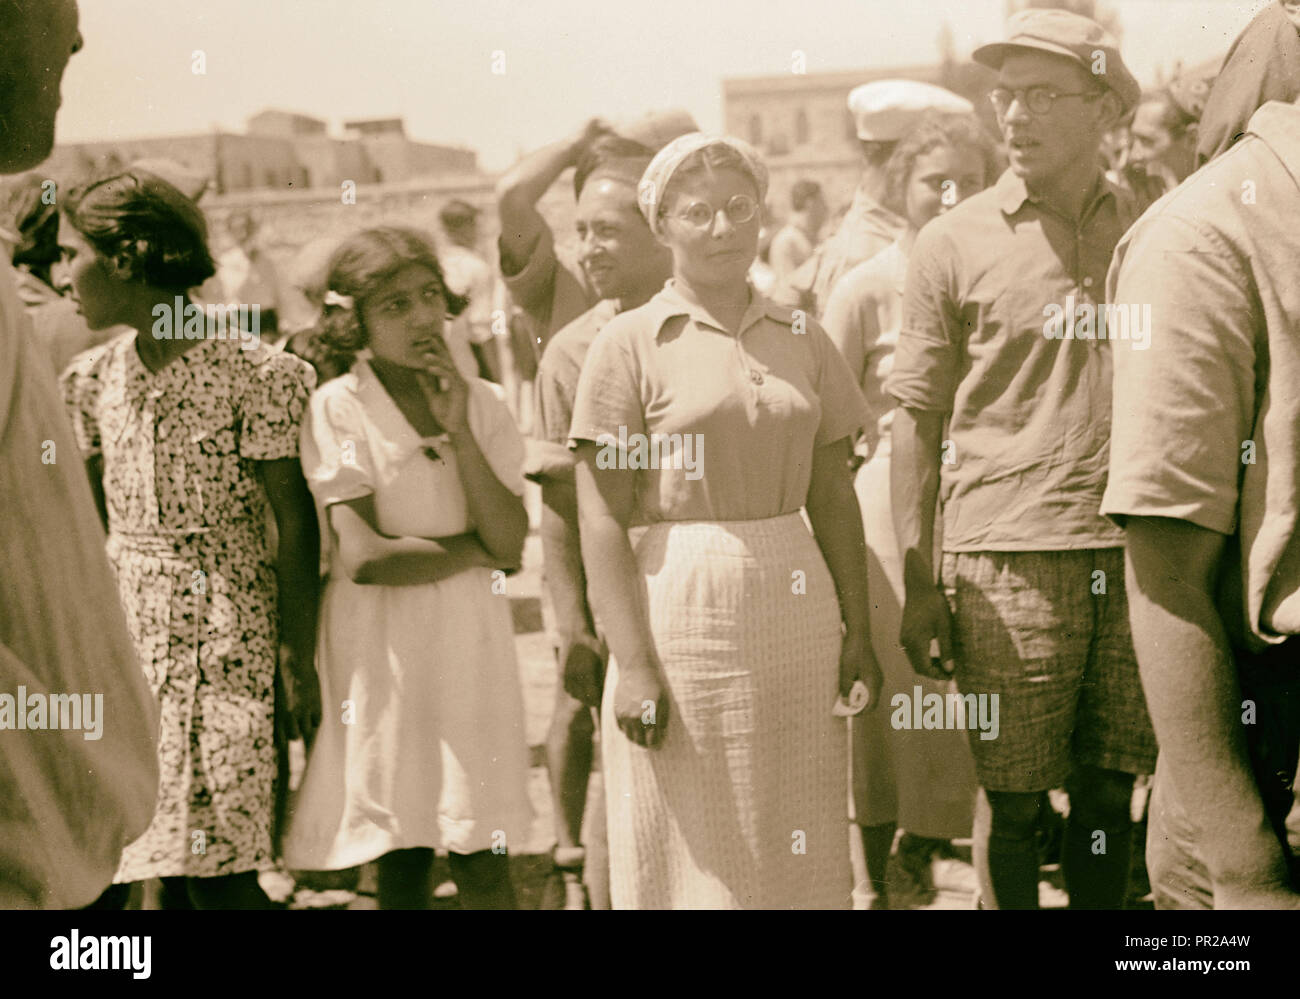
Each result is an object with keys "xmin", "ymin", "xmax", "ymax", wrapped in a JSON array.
[{"xmin": 57, "ymin": 0, "xmax": 1272, "ymax": 171}]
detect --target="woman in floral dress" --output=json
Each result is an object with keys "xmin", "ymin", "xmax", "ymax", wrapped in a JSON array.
[{"xmin": 59, "ymin": 172, "xmax": 321, "ymax": 909}]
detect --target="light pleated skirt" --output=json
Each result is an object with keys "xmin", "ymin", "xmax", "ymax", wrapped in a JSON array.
[{"xmin": 603, "ymin": 512, "xmax": 852, "ymax": 909}]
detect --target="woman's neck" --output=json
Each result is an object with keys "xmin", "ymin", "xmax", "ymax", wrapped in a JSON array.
[
  {"xmin": 673, "ymin": 273, "xmax": 752, "ymax": 334},
  {"xmin": 368, "ymin": 354, "xmax": 422, "ymax": 391},
  {"xmin": 131, "ymin": 292, "xmax": 207, "ymax": 372}
]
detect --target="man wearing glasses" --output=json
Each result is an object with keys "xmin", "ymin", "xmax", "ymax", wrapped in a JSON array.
[{"xmin": 887, "ymin": 9, "xmax": 1150, "ymax": 910}]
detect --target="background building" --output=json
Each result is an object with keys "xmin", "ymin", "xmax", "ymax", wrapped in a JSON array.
[{"xmin": 41, "ymin": 109, "xmax": 481, "ymax": 195}]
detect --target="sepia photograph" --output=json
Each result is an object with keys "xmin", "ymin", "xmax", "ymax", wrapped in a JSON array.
[{"xmin": 0, "ymin": 0, "xmax": 1296, "ymax": 982}]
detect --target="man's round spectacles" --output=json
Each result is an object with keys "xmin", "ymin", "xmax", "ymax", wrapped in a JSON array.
[{"xmin": 989, "ymin": 86, "xmax": 1104, "ymax": 117}]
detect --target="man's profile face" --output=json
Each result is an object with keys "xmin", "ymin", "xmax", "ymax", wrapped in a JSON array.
[{"xmin": 0, "ymin": 0, "xmax": 83, "ymax": 173}]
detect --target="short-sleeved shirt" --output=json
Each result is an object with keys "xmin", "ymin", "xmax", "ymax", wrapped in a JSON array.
[
  {"xmin": 886, "ymin": 168, "xmax": 1136, "ymax": 552},
  {"xmin": 771, "ymin": 185, "xmax": 905, "ymax": 318},
  {"xmin": 822, "ymin": 240, "xmax": 908, "ymax": 454},
  {"xmin": 0, "ymin": 260, "xmax": 158, "ymax": 908},
  {"xmin": 1102, "ymin": 99, "xmax": 1300, "ymax": 652},
  {"xmin": 499, "ymin": 218, "xmax": 597, "ymax": 355},
  {"xmin": 568, "ymin": 280, "xmax": 868, "ymax": 524},
  {"xmin": 535, "ymin": 298, "xmax": 620, "ymax": 448}
]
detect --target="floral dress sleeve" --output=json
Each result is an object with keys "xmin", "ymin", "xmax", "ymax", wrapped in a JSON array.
[
  {"xmin": 59, "ymin": 346, "xmax": 109, "ymax": 459},
  {"xmin": 238, "ymin": 350, "xmax": 316, "ymax": 461}
]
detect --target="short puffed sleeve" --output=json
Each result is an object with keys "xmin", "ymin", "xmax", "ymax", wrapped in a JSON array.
[
  {"xmin": 300, "ymin": 377, "xmax": 376, "ymax": 507},
  {"xmin": 59, "ymin": 344, "xmax": 111, "ymax": 459}
]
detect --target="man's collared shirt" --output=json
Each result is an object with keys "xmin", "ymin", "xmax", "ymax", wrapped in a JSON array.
[
  {"xmin": 887, "ymin": 167, "xmax": 1136, "ymax": 552},
  {"xmin": 535, "ymin": 297, "xmax": 620, "ymax": 448},
  {"xmin": 568, "ymin": 280, "xmax": 868, "ymax": 524},
  {"xmin": 1103, "ymin": 99, "xmax": 1300, "ymax": 652}
]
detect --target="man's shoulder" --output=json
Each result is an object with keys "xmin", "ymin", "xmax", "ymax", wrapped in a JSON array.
[
  {"xmin": 1122, "ymin": 133, "xmax": 1282, "ymax": 257},
  {"xmin": 539, "ymin": 299, "xmax": 618, "ymax": 377}
]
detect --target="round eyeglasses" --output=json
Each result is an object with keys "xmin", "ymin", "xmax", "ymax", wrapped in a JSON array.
[
  {"xmin": 989, "ymin": 86, "xmax": 1104, "ymax": 117},
  {"xmin": 669, "ymin": 193, "xmax": 758, "ymax": 229}
]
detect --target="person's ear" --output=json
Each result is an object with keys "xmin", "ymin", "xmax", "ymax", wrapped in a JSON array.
[
  {"xmin": 106, "ymin": 250, "xmax": 137, "ymax": 282},
  {"xmin": 1096, "ymin": 91, "xmax": 1123, "ymax": 132}
]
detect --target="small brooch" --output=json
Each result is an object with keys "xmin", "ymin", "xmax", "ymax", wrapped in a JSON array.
[{"xmin": 420, "ymin": 435, "xmax": 451, "ymax": 463}]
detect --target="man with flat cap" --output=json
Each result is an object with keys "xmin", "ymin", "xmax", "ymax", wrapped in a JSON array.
[
  {"xmin": 772, "ymin": 79, "xmax": 972, "ymax": 318},
  {"xmin": 888, "ymin": 8, "xmax": 1151, "ymax": 910}
]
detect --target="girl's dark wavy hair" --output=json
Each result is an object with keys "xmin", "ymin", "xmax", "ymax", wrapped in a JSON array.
[
  {"xmin": 61, "ymin": 171, "xmax": 216, "ymax": 290},
  {"xmin": 881, "ymin": 112, "xmax": 1003, "ymax": 219},
  {"xmin": 314, "ymin": 225, "xmax": 468, "ymax": 374}
]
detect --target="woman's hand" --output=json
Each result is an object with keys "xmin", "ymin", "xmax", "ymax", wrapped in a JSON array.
[
  {"xmin": 279, "ymin": 643, "xmax": 322, "ymax": 747},
  {"xmin": 612, "ymin": 662, "xmax": 669, "ymax": 749},
  {"xmin": 839, "ymin": 631, "xmax": 883, "ymax": 710},
  {"xmin": 415, "ymin": 335, "xmax": 470, "ymax": 435}
]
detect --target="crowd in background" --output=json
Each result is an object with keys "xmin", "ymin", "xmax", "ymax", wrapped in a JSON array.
[{"xmin": 3, "ymin": 0, "xmax": 1300, "ymax": 911}]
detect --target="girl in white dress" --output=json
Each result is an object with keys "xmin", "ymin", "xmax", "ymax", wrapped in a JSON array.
[{"xmin": 284, "ymin": 227, "xmax": 532, "ymax": 909}]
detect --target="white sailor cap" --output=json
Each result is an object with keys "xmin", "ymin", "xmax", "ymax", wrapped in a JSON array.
[{"xmin": 847, "ymin": 79, "xmax": 975, "ymax": 141}]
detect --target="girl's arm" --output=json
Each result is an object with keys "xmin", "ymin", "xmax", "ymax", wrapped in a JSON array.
[
  {"xmin": 448, "ymin": 426, "xmax": 529, "ymax": 567},
  {"xmin": 329, "ymin": 494, "xmax": 497, "ymax": 586}
]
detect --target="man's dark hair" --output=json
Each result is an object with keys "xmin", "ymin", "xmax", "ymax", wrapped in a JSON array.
[
  {"xmin": 860, "ymin": 139, "xmax": 899, "ymax": 169},
  {"xmin": 790, "ymin": 179, "xmax": 823, "ymax": 212},
  {"xmin": 439, "ymin": 198, "xmax": 479, "ymax": 232},
  {"xmin": 2, "ymin": 174, "xmax": 60, "ymax": 285},
  {"xmin": 574, "ymin": 135, "xmax": 655, "ymax": 199}
]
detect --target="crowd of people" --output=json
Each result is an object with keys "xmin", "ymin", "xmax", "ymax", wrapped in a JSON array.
[{"xmin": 2, "ymin": 0, "xmax": 1299, "ymax": 911}]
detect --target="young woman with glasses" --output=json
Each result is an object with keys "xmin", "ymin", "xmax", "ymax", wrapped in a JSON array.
[{"xmin": 569, "ymin": 134, "xmax": 882, "ymax": 908}]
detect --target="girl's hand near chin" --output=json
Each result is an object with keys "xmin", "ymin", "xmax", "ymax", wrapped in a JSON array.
[{"xmin": 414, "ymin": 335, "xmax": 470, "ymax": 434}]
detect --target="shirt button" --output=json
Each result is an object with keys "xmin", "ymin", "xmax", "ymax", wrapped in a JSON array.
[
  {"xmin": 1083, "ymin": 276, "xmax": 1094, "ymax": 288},
  {"xmin": 750, "ymin": 370, "xmax": 764, "ymax": 385}
]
